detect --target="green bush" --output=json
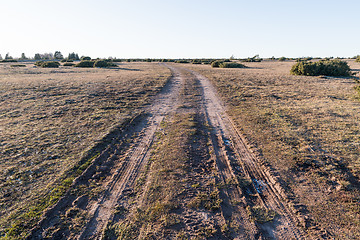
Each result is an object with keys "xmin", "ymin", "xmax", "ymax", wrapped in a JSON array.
[
  {"xmin": 107, "ymin": 62, "xmax": 117, "ymax": 67},
  {"xmin": 81, "ymin": 56, "xmax": 91, "ymax": 61},
  {"xmin": 94, "ymin": 60, "xmax": 108, "ymax": 68},
  {"xmin": 42, "ymin": 61, "xmax": 60, "ymax": 68},
  {"xmin": 278, "ymin": 57, "xmax": 287, "ymax": 61},
  {"xmin": 219, "ymin": 62, "xmax": 246, "ymax": 68},
  {"xmin": 75, "ymin": 60, "xmax": 95, "ymax": 68},
  {"xmin": 290, "ymin": 60, "xmax": 351, "ymax": 77},
  {"xmin": 10, "ymin": 64, "xmax": 26, "ymax": 67},
  {"xmin": 356, "ymin": 56, "xmax": 360, "ymax": 63},
  {"xmin": 211, "ymin": 60, "xmax": 223, "ymax": 68},
  {"xmin": 34, "ymin": 61, "xmax": 44, "ymax": 66},
  {"xmin": 63, "ymin": 62, "xmax": 75, "ymax": 67},
  {"xmin": 61, "ymin": 59, "xmax": 74, "ymax": 63},
  {"xmin": 242, "ymin": 55, "xmax": 262, "ymax": 62},
  {"xmin": 175, "ymin": 60, "xmax": 190, "ymax": 63},
  {"xmin": 35, "ymin": 61, "xmax": 60, "ymax": 68},
  {"xmin": 1, "ymin": 59, "xmax": 18, "ymax": 63},
  {"xmin": 191, "ymin": 59, "xmax": 202, "ymax": 64}
]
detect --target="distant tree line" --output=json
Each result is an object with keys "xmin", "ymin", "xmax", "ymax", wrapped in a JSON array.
[{"xmin": 0, "ymin": 51, "xmax": 81, "ymax": 61}]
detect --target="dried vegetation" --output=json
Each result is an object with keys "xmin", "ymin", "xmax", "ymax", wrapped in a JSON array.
[
  {"xmin": 187, "ymin": 60, "xmax": 360, "ymax": 238},
  {"xmin": 0, "ymin": 62, "xmax": 171, "ymax": 237}
]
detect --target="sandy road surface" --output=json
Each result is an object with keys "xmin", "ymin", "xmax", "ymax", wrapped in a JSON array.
[
  {"xmin": 191, "ymin": 68, "xmax": 304, "ymax": 239},
  {"xmin": 28, "ymin": 64, "xmax": 304, "ymax": 239}
]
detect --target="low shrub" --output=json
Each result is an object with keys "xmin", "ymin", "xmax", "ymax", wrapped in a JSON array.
[
  {"xmin": 61, "ymin": 59, "xmax": 74, "ymax": 63},
  {"xmin": 41, "ymin": 61, "xmax": 60, "ymax": 68},
  {"xmin": 290, "ymin": 60, "xmax": 351, "ymax": 77},
  {"xmin": 107, "ymin": 62, "xmax": 117, "ymax": 67},
  {"xmin": 10, "ymin": 64, "xmax": 26, "ymax": 67},
  {"xmin": 211, "ymin": 60, "xmax": 223, "ymax": 68},
  {"xmin": 356, "ymin": 56, "xmax": 360, "ymax": 63},
  {"xmin": 63, "ymin": 62, "xmax": 75, "ymax": 67},
  {"xmin": 75, "ymin": 60, "xmax": 95, "ymax": 68},
  {"xmin": 219, "ymin": 62, "xmax": 246, "ymax": 68},
  {"xmin": 93, "ymin": 60, "xmax": 117, "ymax": 68},
  {"xmin": 175, "ymin": 60, "xmax": 189, "ymax": 63},
  {"xmin": 34, "ymin": 61, "xmax": 44, "ymax": 66},
  {"xmin": 278, "ymin": 57, "xmax": 287, "ymax": 61},
  {"xmin": 35, "ymin": 61, "xmax": 60, "ymax": 68},
  {"xmin": 1, "ymin": 59, "xmax": 18, "ymax": 63},
  {"xmin": 191, "ymin": 59, "xmax": 202, "ymax": 64},
  {"xmin": 81, "ymin": 56, "xmax": 91, "ymax": 61},
  {"xmin": 242, "ymin": 55, "xmax": 262, "ymax": 62},
  {"xmin": 94, "ymin": 60, "xmax": 108, "ymax": 68}
]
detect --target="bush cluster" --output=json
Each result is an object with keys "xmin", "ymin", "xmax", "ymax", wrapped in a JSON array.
[
  {"xmin": 211, "ymin": 60, "xmax": 246, "ymax": 68},
  {"xmin": 290, "ymin": 60, "xmax": 351, "ymax": 77},
  {"xmin": 191, "ymin": 59, "xmax": 202, "ymax": 64},
  {"xmin": 356, "ymin": 56, "xmax": 360, "ymax": 63},
  {"xmin": 81, "ymin": 56, "xmax": 91, "ymax": 61},
  {"xmin": 175, "ymin": 60, "xmax": 190, "ymax": 63},
  {"xmin": 0, "ymin": 59, "xmax": 18, "ymax": 63},
  {"xmin": 74, "ymin": 60, "xmax": 95, "ymax": 68},
  {"xmin": 74, "ymin": 60, "xmax": 117, "ymax": 68},
  {"xmin": 211, "ymin": 60, "xmax": 223, "ymax": 68},
  {"xmin": 10, "ymin": 64, "xmax": 26, "ymax": 67},
  {"xmin": 112, "ymin": 59, "xmax": 122, "ymax": 62},
  {"xmin": 242, "ymin": 55, "xmax": 262, "ymax": 62},
  {"xmin": 60, "ymin": 59, "xmax": 74, "ymax": 63},
  {"xmin": 219, "ymin": 62, "xmax": 246, "ymax": 68},
  {"xmin": 35, "ymin": 61, "xmax": 60, "ymax": 68},
  {"xmin": 63, "ymin": 62, "xmax": 75, "ymax": 67}
]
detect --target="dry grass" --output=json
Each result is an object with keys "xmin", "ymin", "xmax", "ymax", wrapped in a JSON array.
[
  {"xmin": 186, "ymin": 60, "xmax": 360, "ymax": 239},
  {"xmin": 0, "ymin": 62, "xmax": 171, "ymax": 234},
  {"xmin": 104, "ymin": 68, "xmax": 225, "ymax": 239},
  {"xmin": 105, "ymin": 114, "xmax": 195, "ymax": 239}
]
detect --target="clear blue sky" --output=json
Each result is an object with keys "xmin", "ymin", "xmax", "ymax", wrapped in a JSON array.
[{"xmin": 1, "ymin": 0, "xmax": 359, "ymax": 59}]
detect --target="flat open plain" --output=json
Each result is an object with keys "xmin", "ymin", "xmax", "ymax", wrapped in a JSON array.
[{"xmin": 1, "ymin": 60, "xmax": 359, "ymax": 239}]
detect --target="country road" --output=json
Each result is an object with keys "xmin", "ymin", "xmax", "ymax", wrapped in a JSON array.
[{"xmin": 28, "ymin": 64, "xmax": 304, "ymax": 239}]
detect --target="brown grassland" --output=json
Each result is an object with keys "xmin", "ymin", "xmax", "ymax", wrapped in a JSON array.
[
  {"xmin": 1, "ymin": 59, "xmax": 360, "ymax": 239},
  {"xmin": 0, "ymin": 62, "xmax": 171, "ymax": 236},
  {"xmin": 187, "ymin": 60, "xmax": 360, "ymax": 239}
]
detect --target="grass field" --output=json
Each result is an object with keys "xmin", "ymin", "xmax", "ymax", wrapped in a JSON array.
[
  {"xmin": 187, "ymin": 60, "xmax": 360, "ymax": 238},
  {"xmin": 1, "ymin": 59, "xmax": 360, "ymax": 239},
  {"xmin": 0, "ymin": 62, "xmax": 171, "ymax": 235}
]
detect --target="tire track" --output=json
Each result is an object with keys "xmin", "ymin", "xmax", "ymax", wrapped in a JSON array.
[
  {"xmin": 77, "ymin": 66, "xmax": 184, "ymax": 239},
  {"xmin": 27, "ymin": 64, "xmax": 184, "ymax": 240},
  {"xmin": 184, "ymin": 67, "xmax": 305, "ymax": 239}
]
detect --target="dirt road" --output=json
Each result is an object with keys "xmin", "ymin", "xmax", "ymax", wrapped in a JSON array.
[{"xmin": 28, "ymin": 64, "xmax": 304, "ymax": 239}]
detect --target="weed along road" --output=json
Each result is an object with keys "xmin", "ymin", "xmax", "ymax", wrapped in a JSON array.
[{"xmin": 27, "ymin": 63, "xmax": 305, "ymax": 239}]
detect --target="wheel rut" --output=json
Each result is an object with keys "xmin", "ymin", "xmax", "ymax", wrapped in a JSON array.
[
  {"xmin": 77, "ymin": 66, "xmax": 184, "ymax": 239},
  {"xmin": 28, "ymin": 64, "xmax": 305, "ymax": 239},
  {"xmin": 27, "ymin": 65, "xmax": 184, "ymax": 240},
  {"xmin": 189, "ymin": 68, "xmax": 305, "ymax": 239}
]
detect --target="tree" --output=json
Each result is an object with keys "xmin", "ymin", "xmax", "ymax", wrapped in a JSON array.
[
  {"xmin": 0, "ymin": 54, "xmax": 2, "ymax": 60},
  {"xmin": 68, "ymin": 52, "xmax": 80, "ymax": 60},
  {"xmin": 54, "ymin": 51, "xmax": 63, "ymax": 60},
  {"xmin": 5, "ymin": 53, "xmax": 13, "ymax": 60},
  {"xmin": 34, "ymin": 53, "xmax": 41, "ymax": 60},
  {"xmin": 20, "ymin": 53, "xmax": 27, "ymax": 60},
  {"xmin": 42, "ymin": 53, "xmax": 54, "ymax": 60}
]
